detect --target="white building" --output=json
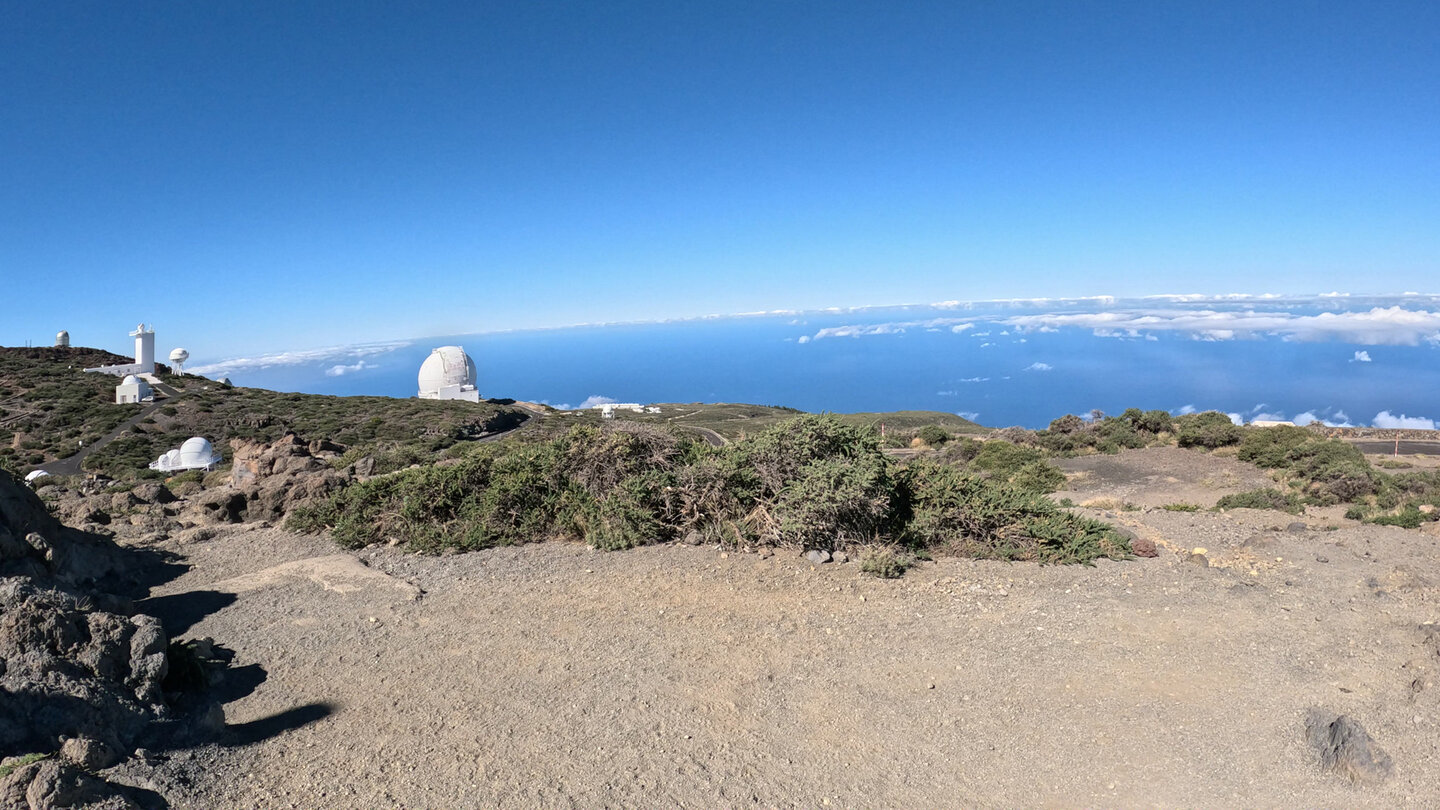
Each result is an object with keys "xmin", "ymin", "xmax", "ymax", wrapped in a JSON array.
[
  {"xmin": 115, "ymin": 374, "xmax": 153, "ymax": 405},
  {"xmin": 84, "ymin": 323, "xmax": 157, "ymax": 377},
  {"xmin": 55, "ymin": 330, "xmax": 69, "ymax": 348},
  {"xmin": 149, "ymin": 437, "xmax": 223, "ymax": 472},
  {"xmin": 417, "ymin": 346, "xmax": 480, "ymax": 402}
]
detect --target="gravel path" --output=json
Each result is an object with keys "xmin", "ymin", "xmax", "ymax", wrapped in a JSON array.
[{"xmin": 117, "ymin": 496, "xmax": 1440, "ymax": 809}]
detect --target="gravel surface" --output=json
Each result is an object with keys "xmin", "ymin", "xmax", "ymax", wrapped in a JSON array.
[{"xmin": 107, "ymin": 450, "xmax": 1440, "ymax": 809}]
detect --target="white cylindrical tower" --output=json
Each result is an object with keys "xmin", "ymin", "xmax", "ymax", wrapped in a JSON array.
[
  {"xmin": 55, "ymin": 330, "xmax": 70, "ymax": 348},
  {"xmin": 131, "ymin": 324, "xmax": 155, "ymax": 372}
]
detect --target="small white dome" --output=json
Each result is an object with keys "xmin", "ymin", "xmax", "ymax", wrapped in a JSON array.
[
  {"xmin": 418, "ymin": 346, "xmax": 477, "ymax": 394},
  {"xmin": 121, "ymin": 375, "xmax": 141, "ymax": 385},
  {"xmin": 178, "ymin": 437, "xmax": 221, "ymax": 469}
]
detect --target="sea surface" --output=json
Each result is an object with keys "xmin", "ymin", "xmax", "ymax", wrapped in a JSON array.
[{"xmin": 193, "ymin": 294, "xmax": 1440, "ymax": 430}]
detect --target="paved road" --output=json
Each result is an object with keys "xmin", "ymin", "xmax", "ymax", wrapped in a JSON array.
[
  {"xmin": 682, "ymin": 425, "xmax": 727, "ymax": 447},
  {"xmin": 37, "ymin": 381, "xmax": 184, "ymax": 477},
  {"xmin": 1349, "ymin": 440, "xmax": 1440, "ymax": 456}
]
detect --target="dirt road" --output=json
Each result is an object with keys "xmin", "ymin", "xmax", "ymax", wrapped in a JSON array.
[{"xmin": 126, "ymin": 498, "xmax": 1440, "ymax": 808}]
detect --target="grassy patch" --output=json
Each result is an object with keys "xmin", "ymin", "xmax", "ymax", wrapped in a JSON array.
[
  {"xmin": 859, "ymin": 545, "xmax": 911, "ymax": 578},
  {"xmin": 0, "ymin": 752, "xmax": 52, "ymax": 778},
  {"xmin": 1160, "ymin": 502, "xmax": 1201, "ymax": 512}
]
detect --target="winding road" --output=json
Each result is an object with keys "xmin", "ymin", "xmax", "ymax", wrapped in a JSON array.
[{"xmin": 37, "ymin": 380, "xmax": 184, "ymax": 477}]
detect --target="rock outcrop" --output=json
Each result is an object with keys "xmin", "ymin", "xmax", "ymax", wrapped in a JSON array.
[
  {"xmin": 0, "ymin": 469, "xmax": 173, "ymax": 807},
  {"xmin": 227, "ymin": 434, "xmax": 349, "ymax": 523}
]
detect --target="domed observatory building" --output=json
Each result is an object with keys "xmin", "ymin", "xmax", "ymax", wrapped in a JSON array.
[
  {"xmin": 417, "ymin": 346, "xmax": 480, "ymax": 402},
  {"xmin": 115, "ymin": 374, "xmax": 152, "ymax": 405},
  {"xmin": 149, "ymin": 437, "xmax": 223, "ymax": 472}
]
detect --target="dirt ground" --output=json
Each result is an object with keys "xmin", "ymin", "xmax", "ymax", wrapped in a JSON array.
[{"xmin": 110, "ymin": 448, "xmax": 1440, "ymax": 809}]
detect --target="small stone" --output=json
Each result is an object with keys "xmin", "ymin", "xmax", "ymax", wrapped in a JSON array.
[
  {"xmin": 1191, "ymin": 547, "xmax": 1208, "ymax": 556},
  {"xmin": 1287, "ymin": 522, "xmax": 1308, "ymax": 533},
  {"xmin": 1187, "ymin": 553, "xmax": 1210, "ymax": 568},
  {"xmin": 683, "ymin": 531, "xmax": 704, "ymax": 546},
  {"xmin": 805, "ymin": 549, "xmax": 832, "ymax": 565},
  {"xmin": 60, "ymin": 736, "xmax": 118, "ymax": 770},
  {"xmin": 1130, "ymin": 537, "xmax": 1158, "ymax": 558},
  {"xmin": 832, "ymin": 551, "xmax": 849, "ymax": 564},
  {"xmin": 1306, "ymin": 710, "xmax": 1392, "ymax": 783},
  {"xmin": 1316, "ymin": 556, "xmax": 1329, "ymax": 563}
]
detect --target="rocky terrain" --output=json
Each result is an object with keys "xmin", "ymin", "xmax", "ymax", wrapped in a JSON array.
[{"xmin": 5, "ymin": 434, "xmax": 1440, "ymax": 808}]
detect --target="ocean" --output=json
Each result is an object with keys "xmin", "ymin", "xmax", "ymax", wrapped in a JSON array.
[{"xmin": 194, "ymin": 294, "xmax": 1440, "ymax": 430}]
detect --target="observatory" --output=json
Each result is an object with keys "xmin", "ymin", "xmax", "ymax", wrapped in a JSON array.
[
  {"xmin": 169, "ymin": 348, "xmax": 189, "ymax": 375},
  {"xmin": 115, "ymin": 374, "xmax": 153, "ymax": 405},
  {"xmin": 417, "ymin": 346, "xmax": 480, "ymax": 402},
  {"xmin": 149, "ymin": 437, "xmax": 223, "ymax": 472},
  {"xmin": 84, "ymin": 323, "xmax": 157, "ymax": 377},
  {"xmin": 55, "ymin": 330, "xmax": 69, "ymax": 348}
]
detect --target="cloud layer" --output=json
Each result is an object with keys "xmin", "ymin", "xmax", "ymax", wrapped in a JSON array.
[
  {"xmin": 188, "ymin": 341, "xmax": 411, "ymax": 377},
  {"xmin": 1004, "ymin": 306, "xmax": 1440, "ymax": 346}
]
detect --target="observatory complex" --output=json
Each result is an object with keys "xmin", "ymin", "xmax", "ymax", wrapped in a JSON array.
[{"xmin": 417, "ymin": 346, "xmax": 480, "ymax": 402}]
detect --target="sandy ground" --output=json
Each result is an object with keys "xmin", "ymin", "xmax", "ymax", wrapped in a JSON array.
[{"xmin": 111, "ymin": 449, "xmax": 1440, "ymax": 809}]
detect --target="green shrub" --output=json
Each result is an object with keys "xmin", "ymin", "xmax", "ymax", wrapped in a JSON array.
[
  {"xmin": 1369, "ymin": 507, "xmax": 1426, "ymax": 529},
  {"xmin": 1215, "ymin": 488, "xmax": 1302, "ymax": 513},
  {"xmin": 916, "ymin": 425, "xmax": 951, "ymax": 447},
  {"xmin": 295, "ymin": 414, "xmax": 1130, "ymax": 565},
  {"xmin": 899, "ymin": 461, "xmax": 1129, "ymax": 563},
  {"xmin": 1176, "ymin": 411, "xmax": 1242, "ymax": 449},
  {"xmin": 1160, "ymin": 502, "xmax": 1200, "ymax": 512},
  {"xmin": 969, "ymin": 441, "xmax": 1066, "ymax": 492}
]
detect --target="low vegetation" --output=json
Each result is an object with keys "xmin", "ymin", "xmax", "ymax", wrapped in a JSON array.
[{"xmin": 292, "ymin": 415, "xmax": 1130, "ymax": 565}]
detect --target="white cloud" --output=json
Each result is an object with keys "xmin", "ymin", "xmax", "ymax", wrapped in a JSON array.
[
  {"xmin": 577, "ymin": 395, "xmax": 618, "ymax": 410},
  {"xmin": 1249, "ymin": 412, "xmax": 1288, "ymax": 423},
  {"xmin": 796, "ymin": 335, "xmax": 811, "ymax": 344},
  {"xmin": 324, "ymin": 360, "xmax": 374, "ymax": 377},
  {"xmin": 809, "ymin": 317, "xmax": 977, "ymax": 341},
  {"xmin": 1174, "ymin": 405, "xmax": 1198, "ymax": 415},
  {"xmin": 958, "ymin": 377, "xmax": 988, "ymax": 383},
  {"xmin": 1372, "ymin": 411, "xmax": 1437, "ymax": 430},
  {"xmin": 188, "ymin": 340, "xmax": 411, "ymax": 377},
  {"xmin": 1352, "ymin": 350, "xmax": 1372, "ymax": 362},
  {"xmin": 1003, "ymin": 306, "xmax": 1440, "ymax": 346},
  {"xmin": 1293, "ymin": 410, "xmax": 1354, "ymax": 428},
  {"xmin": 1024, "ymin": 362, "xmax": 1052, "ymax": 372},
  {"xmin": 1226, "ymin": 413, "xmax": 1244, "ymax": 425},
  {"xmin": 957, "ymin": 411, "xmax": 981, "ymax": 421}
]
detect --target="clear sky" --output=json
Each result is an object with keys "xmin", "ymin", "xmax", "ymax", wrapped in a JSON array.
[{"xmin": 3, "ymin": 1, "xmax": 1437, "ymax": 359}]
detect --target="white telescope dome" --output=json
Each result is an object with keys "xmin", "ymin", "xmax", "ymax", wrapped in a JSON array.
[
  {"xmin": 121, "ymin": 375, "xmax": 141, "ymax": 385},
  {"xmin": 169, "ymin": 348, "xmax": 189, "ymax": 363},
  {"xmin": 178, "ymin": 437, "xmax": 221, "ymax": 468},
  {"xmin": 418, "ymin": 346, "xmax": 477, "ymax": 395}
]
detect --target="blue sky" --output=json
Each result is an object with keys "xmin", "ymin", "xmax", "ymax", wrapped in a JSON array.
[{"xmin": 3, "ymin": 1, "xmax": 1437, "ymax": 361}]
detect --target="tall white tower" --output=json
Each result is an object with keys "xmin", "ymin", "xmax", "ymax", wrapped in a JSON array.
[{"xmin": 131, "ymin": 324, "xmax": 155, "ymax": 372}]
